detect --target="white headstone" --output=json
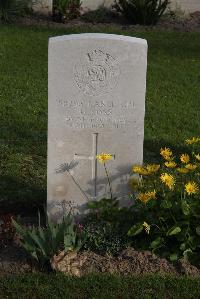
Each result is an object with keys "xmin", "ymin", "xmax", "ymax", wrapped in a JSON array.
[{"xmin": 48, "ymin": 33, "xmax": 147, "ymax": 221}]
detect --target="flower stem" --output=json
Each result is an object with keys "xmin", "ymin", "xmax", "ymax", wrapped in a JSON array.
[{"xmin": 103, "ymin": 162, "xmax": 113, "ymax": 199}]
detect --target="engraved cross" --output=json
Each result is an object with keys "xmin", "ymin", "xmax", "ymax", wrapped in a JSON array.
[{"xmin": 74, "ymin": 133, "xmax": 115, "ymax": 198}]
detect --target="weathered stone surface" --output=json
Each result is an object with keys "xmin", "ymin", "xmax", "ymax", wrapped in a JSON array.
[{"xmin": 48, "ymin": 33, "xmax": 147, "ymax": 221}]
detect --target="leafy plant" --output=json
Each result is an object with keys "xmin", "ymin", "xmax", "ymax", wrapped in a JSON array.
[
  {"xmin": 128, "ymin": 137, "xmax": 200, "ymax": 265},
  {"xmin": 12, "ymin": 213, "xmax": 85, "ymax": 266},
  {"xmin": 84, "ymin": 197, "xmax": 132, "ymax": 255},
  {"xmin": 0, "ymin": 0, "xmax": 32, "ymax": 22},
  {"xmin": 54, "ymin": 0, "xmax": 81, "ymax": 22},
  {"xmin": 83, "ymin": 153, "xmax": 134, "ymax": 255},
  {"xmin": 81, "ymin": 6, "xmax": 117, "ymax": 24},
  {"xmin": 114, "ymin": 0, "xmax": 170, "ymax": 25},
  {"xmin": 83, "ymin": 220, "xmax": 127, "ymax": 255}
]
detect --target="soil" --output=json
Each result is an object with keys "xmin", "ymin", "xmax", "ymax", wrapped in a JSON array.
[
  {"xmin": 0, "ymin": 244, "xmax": 32, "ymax": 277},
  {"xmin": 16, "ymin": 10, "xmax": 200, "ymax": 32},
  {"xmin": 51, "ymin": 247, "xmax": 200, "ymax": 277},
  {"xmin": 1, "ymin": 241, "xmax": 199, "ymax": 277}
]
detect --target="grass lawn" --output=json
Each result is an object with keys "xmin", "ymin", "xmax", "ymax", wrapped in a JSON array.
[
  {"xmin": 0, "ymin": 24, "xmax": 200, "ymax": 213},
  {"xmin": 0, "ymin": 273, "xmax": 200, "ymax": 299}
]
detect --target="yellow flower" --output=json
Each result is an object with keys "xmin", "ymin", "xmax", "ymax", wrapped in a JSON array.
[
  {"xmin": 143, "ymin": 222, "xmax": 150, "ymax": 234},
  {"xmin": 138, "ymin": 193, "xmax": 150, "ymax": 204},
  {"xmin": 185, "ymin": 137, "xmax": 200, "ymax": 145},
  {"xmin": 132, "ymin": 165, "xmax": 149, "ymax": 176},
  {"xmin": 133, "ymin": 164, "xmax": 160, "ymax": 176},
  {"xmin": 160, "ymin": 147, "xmax": 173, "ymax": 161},
  {"xmin": 165, "ymin": 161, "xmax": 177, "ymax": 168},
  {"xmin": 96, "ymin": 153, "xmax": 113, "ymax": 164},
  {"xmin": 180, "ymin": 154, "xmax": 190, "ymax": 164},
  {"xmin": 185, "ymin": 182, "xmax": 199, "ymax": 195},
  {"xmin": 160, "ymin": 173, "xmax": 175, "ymax": 190},
  {"xmin": 146, "ymin": 164, "xmax": 160, "ymax": 174},
  {"xmin": 185, "ymin": 164, "xmax": 197, "ymax": 171},
  {"xmin": 138, "ymin": 190, "xmax": 156, "ymax": 204},
  {"xmin": 195, "ymin": 154, "xmax": 200, "ymax": 161},
  {"xmin": 146, "ymin": 190, "xmax": 156, "ymax": 200},
  {"xmin": 177, "ymin": 167, "xmax": 189, "ymax": 174}
]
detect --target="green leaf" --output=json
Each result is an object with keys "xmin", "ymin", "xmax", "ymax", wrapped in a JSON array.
[
  {"xmin": 87, "ymin": 201, "xmax": 99, "ymax": 209},
  {"xmin": 196, "ymin": 226, "xmax": 200, "ymax": 236},
  {"xmin": 12, "ymin": 219, "xmax": 26, "ymax": 237},
  {"xmin": 167, "ymin": 226, "xmax": 181, "ymax": 236},
  {"xmin": 180, "ymin": 243, "xmax": 187, "ymax": 251},
  {"xmin": 183, "ymin": 249, "xmax": 193, "ymax": 261},
  {"xmin": 150, "ymin": 237, "xmax": 164, "ymax": 249},
  {"xmin": 181, "ymin": 200, "xmax": 190, "ymax": 216},
  {"xmin": 127, "ymin": 223, "xmax": 143, "ymax": 236},
  {"xmin": 160, "ymin": 200, "xmax": 172, "ymax": 209},
  {"xmin": 169, "ymin": 253, "xmax": 178, "ymax": 262}
]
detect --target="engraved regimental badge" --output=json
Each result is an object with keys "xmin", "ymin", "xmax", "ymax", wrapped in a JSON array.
[{"xmin": 74, "ymin": 49, "xmax": 120, "ymax": 97}]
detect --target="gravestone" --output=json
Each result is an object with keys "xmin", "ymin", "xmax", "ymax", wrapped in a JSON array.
[{"xmin": 48, "ymin": 33, "xmax": 147, "ymax": 221}]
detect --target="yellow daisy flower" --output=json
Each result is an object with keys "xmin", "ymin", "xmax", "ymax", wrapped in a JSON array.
[
  {"xmin": 185, "ymin": 182, "xmax": 199, "ymax": 195},
  {"xmin": 146, "ymin": 164, "xmax": 160, "ymax": 174},
  {"xmin": 138, "ymin": 190, "xmax": 156, "ymax": 204},
  {"xmin": 160, "ymin": 147, "xmax": 173, "ymax": 161},
  {"xmin": 138, "ymin": 193, "xmax": 150, "ymax": 204},
  {"xmin": 177, "ymin": 168, "xmax": 189, "ymax": 174},
  {"xmin": 185, "ymin": 164, "xmax": 197, "ymax": 171},
  {"xmin": 96, "ymin": 153, "xmax": 113, "ymax": 164},
  {"xmin": 185, "ymin": 137, "xmax": 200, "ymax": 145},
  {"xmin": 132, "ymin": 165, "xmax": 149, "ymax": 176},
  {"xmin": 180, "ymin": 154, "xmax": 190, "ymax": 164},
  {"xmin": 146, "ymin": 190, "xmax": 156, "ymax": 200},
  {"xmin": 195, "ymin": 154, "xmax": 200, "ymax": 161},
  {"xmin": 165, "ymin": 161, "xmax": 177, "ymax": 168},
  {"xmin": 160, "ymin": 173, "xmax": 175, "ymax": 190},
  {"xmin": 143, "ymin": 222, "xmax": 150, "ymax": 234}
]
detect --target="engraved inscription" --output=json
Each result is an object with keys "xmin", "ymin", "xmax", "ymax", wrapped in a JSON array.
[
  {"xmin": 57, "ymin": 99, "xmax": 135, "ymax": 130},
  {"xmin": 74, "ymin": 49, "xmax": 120, "ymax": 96}
]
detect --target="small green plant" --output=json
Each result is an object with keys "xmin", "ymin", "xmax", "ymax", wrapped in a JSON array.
[
  {"xmin": 114, "ymin": 0, "xmax": 170, "ymax": 25},
  {"xmin": 81, "ymin": 6, "xmax": 116, "ymax": 24},
  {"xmin": 54, "ymin": 0, "xmax": 81, "ymax": 22},
  {"xmin": 12, "ymin": 213, "xmax": 85, "ymax": 266},
  {"xmin": 128, "ymin": 137, "xmax": 200, "ymax": 264},
  {"xmin": 85, "ymin": 197, "xmax": 132, "ymax": 255},
  {"xmin": 83, "ymin": 153, "xmax": 133, "ymax": 255},
  {"xmin": 83, "ymin": 220, "xmax": 126, "ymax": 255},
  {"xmin": 0, "ymin": 0, "xmax": 32, "ymax": 22}
]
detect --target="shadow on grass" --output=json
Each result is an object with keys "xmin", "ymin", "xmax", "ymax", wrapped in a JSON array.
[
  {"xmin": 144, "ymin": 138, "xmax": 191, "ymax": 163},
  {"xmin": 0, "ymin": 175, "xmax": 46, "ymax": 216}
]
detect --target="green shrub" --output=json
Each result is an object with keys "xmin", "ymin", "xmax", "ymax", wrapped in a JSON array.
[
  {"xmin": 83, "ymin": 221, "xmax": 126, "ymax": 255},
  {"xmin": 81, "ymin": 6, "xmax": 116, "ymax": 24},
  {"xmin": 114, "ymin": 0, "xmax": 170, "ymax": 25},
  {"xmin": 12, "ymin": 213, "xmax": 85, "ymax": 266},
  {"xmin": 84, "ymin": 197, "xmax": 132, "ymax": 255},
  {"xmin": 0, "ymin": 0, "xmax": 32, "ymax": 22},
  {"xmin": 128, "ymin": 137, "xmax": 200, "ymax": 265},
  {"xmin": 54, "ymin": 0, "xmax": 81, "ymax": 22}
]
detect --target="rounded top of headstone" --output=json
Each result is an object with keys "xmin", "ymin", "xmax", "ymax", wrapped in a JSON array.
[{"xmin": 49, "ymin": 33, "xmax": 147, "ymax": 46}]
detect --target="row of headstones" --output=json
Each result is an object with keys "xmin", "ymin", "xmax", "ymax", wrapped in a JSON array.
[
  {"xmin": 33, "ymin": 0, "xmax": 199, "ymax": 15},
  {"xmin": 32, "ymin": 0, "xmax": 112, "ymax": 15},
  {"xmin": 48, "ymin": 33, "xmax": 147, "ymax": 221}
]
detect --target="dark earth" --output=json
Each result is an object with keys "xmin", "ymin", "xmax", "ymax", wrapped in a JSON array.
[
  {"xmin": 17, "ymin": 10, "xmax": 200, "ymax": 32},
  {"xmin": 1, "ymin": 241, "xmax": 200, "ymax": 277}
]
